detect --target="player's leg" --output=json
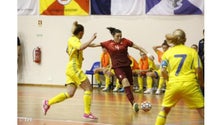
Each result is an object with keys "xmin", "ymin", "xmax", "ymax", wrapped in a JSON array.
[
  {"xmin": 182, "ymin": 81, "xmax": 204, "ymax": 119},
  {"xmin": 197, "ymin": 108, "xmax": 204, "ymax": 118},
  {"xmin": 94, "ymin": 68, "xmax": 103, "ymax": 88},
  {"xmin": 156, "ymin": 77, "xmax": 164, "ymax": 94},
  {"xmin": 155, "ymin": 70, "xmax": 164, "ymax": 95},
  {"xmin": 79, "ymin": 77, "xmax": 97, "ymax": 119},
  {"xmin": 135, "ymin": 74, "xmax": 143, "ymax": 93},
  {"xmin": 94, "ymin": 73, "xmax": 101, "ymax": 87},
  {"xmin": 155, "ymin": 107, "xmax": 171, "ymax": 125},
  {"xmin": 144, "ymin": 72, "xmax": 155, "ymax": 94},
  {"xmin": 121, "ymin": 78, "xmax": 139, "ymax": 112},
  {"xmin": 114, "ymin": 67, "xmax": 139, "ymax": 112},
  {"xmin": 155, "ymin": 81, "xmax": 180, "ymax": 124},
  {"xmin": 42, "ymin": 83, "xmax": 77, "ymax": 115},
  {"xmin": 113, "ymin": 78, "xmax": 120, "ymax": 92},
  {"xmin": 102, "ymin": 74, "xmax": 111, "ymax": 91}
]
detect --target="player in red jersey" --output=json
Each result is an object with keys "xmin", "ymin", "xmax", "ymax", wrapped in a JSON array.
[{"xmin": 90, "ymin": 27, "xmax": 147, "ymax": 112}]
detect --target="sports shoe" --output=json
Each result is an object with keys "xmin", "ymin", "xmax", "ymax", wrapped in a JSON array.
[
  {"xmin": 118, "ymin": 88, "xmax": 124, "ymax": 92},
  {"xmin": 97, "ymin": 82, "xmax": 102, "ymax": 88},
  {"xmin": 155, "ymin": 89, "xmax": 161, "ymax": 95},
  {"xmin": 83, "ymin": 113, "xmax": 98, "ymax": 120},
  {"xmin": 133, "ymin": 103, "xmax": 139, "ymax": 112},
  {"xmin": 134, "ymin": 89, "xmax": 143, "ymax": 93},
  {"xmin": 144, "ymin": 89, "xmax": 152, "ymax": 94},
  {"xmin": 113, "ymin": 87, "xmax": 119, "ymax": 92},
  {"xmin": 42, "ymin": 100, "xmax": 50, "ymax": 115},
  {"xmin": 102, "ymin": 87, "xmax": 109, "ymax": 92}
]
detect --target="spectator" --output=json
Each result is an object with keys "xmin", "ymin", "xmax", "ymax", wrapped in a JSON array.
[{"xmin": 94, "ymin": 47, "xmax": 111, "ymax": 91}]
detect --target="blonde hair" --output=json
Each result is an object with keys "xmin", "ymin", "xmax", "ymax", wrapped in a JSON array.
[{"xmin": 165, "ymin": 29, "xmax": 186, "ymax": 45}]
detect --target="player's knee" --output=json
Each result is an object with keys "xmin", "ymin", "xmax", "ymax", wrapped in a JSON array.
[
  {"xmin": 67, "ymin": 84, "xmax": 77, "ymax": 97},
  {"xmin": 146, "ymin": 72, "xmax": 153, "ymax": 77},
  {"xmin": 67, "ymin": 90, "xmax": 75, "ymax": 97},
  {"xmin": 84, "ymin": 90, "xmax": 92, "ymax": 96},
  {"xmin": 122, "ymin": 78, "xmax": 130, "ymax": 87},
  {"xmin": 162, "ymin": 107, "xmax": 171, "ymax": 115}
]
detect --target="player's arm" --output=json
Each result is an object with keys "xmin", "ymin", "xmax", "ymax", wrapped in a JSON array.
[
  {"xmin": 193, "ymin": 52, "xmax": 204, "ymax": 88},
  {"xmin": 79, "ymin": 33, "xmax": 97, "ymax": 50},
  {"xmin": 132, "ymin": 43, "xmax": 148, "ymax": 54},
  {"xmin": 88, "ymin": 43, "xmax": 101, "ymax": 47},
  {"xmin": 196, "ymin": 67, "xmax": 204, "ymax": 88},
  {"xmin": 152, "ymin": 45, "xmax": 162, "ymax": 52},
  {"xmin": 160, "ymin": 60, "xmax": 169, "ymax": 81}
]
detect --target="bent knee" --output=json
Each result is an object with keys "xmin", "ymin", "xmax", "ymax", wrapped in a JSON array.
[
  {"xmin": 67, "ymin": 91, "xmax": 75, "ymax": 97},
  {"xmin": 122, "ymin": 78, "xmax": 130, "ymax": 87}
]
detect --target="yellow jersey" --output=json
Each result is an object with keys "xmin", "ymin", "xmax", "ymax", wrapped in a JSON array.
[
  {"xmin": 148, "ymin": 58, "xmax": 157, "ymax": 70},
  {"xmin": 66, "ymin": 36, "xmax": 83, "ymax": 68},
  {"xmin": 161, "ymin": 44, "xmax": 202, "ymax": 82}
]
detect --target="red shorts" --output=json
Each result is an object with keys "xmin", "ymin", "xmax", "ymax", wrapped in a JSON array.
[{"xmin": 113, "ymin": 66, "xmax": 133, "ymax": 85}]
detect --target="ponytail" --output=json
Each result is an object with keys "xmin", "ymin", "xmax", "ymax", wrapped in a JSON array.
[
  {"xmin": 72, "ymin": 21, "xmax": 84, "ymax": 35},
  {"xmin": 107, "ymin": 27, "xmax": 121, "ymax": 36}
]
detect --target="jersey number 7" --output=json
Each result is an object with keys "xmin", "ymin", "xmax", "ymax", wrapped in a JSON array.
[{"xmin": 174, "ymin": 54, "xmax": 187, "ymax": 76}]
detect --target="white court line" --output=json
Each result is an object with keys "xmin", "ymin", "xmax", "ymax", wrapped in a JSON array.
[{"xmin": 18, "ymin": 117, "xmax": 113, "ymax": 125}]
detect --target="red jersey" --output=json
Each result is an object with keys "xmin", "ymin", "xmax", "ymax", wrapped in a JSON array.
[{"xmin": 101, "ymin": 38, "xmax": 133, "ymax": 68}]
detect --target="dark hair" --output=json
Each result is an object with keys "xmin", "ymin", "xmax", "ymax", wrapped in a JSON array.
[
  {"xmin": 107, "ymin": 27, "xmax": 121, "ymax": 36},
  {"xmin": 162, "ymin": 40, "xmax": 170, "ymax": 47},
  {"xmin": 72, "ymin": 21, "xmax": 84, "ymax": 35},
  {"xmin": 191, "ymin": 44, "xmax": 198, "ymax": 48}
]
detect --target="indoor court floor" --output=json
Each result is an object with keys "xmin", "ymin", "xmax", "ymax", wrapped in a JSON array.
[{"xmin": 18, "ymin": 84, "xmax": 204, "ymax": 125}]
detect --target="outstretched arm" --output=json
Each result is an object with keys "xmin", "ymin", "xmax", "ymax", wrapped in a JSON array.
[
  {"xmin": 79, "ymin": 33, "xmax": 97, "ymax": 50},
  {"xmin": 132, "ymin": 43, "xmax": 148, "ymax": 54},
  {"xmin": 88, "ymin": 43, "xmax": 101, "ymax": 47}
]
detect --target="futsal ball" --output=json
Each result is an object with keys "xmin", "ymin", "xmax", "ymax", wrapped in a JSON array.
[{"xmin": 141, "ymin": 101, "xmax": 152, "ymax": 112}]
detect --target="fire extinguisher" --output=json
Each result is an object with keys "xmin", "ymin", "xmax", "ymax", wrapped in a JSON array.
[{"xmin": 33, "ymin": 47, "xmax": 41, "ymax": 64}]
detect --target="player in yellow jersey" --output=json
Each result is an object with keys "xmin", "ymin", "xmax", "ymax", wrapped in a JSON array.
[
  {"xmin": 155, "ymin": 29, "xmax": 204, "ymax": 125},
  {"xmin": 42, "ymin": 21, "xmax": 98, "ymax": 119}
]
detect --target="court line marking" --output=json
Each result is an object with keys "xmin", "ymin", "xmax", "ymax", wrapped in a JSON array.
[{"xmin": 18, "ymin": 117, "xmax": 112, "ymax": 125}]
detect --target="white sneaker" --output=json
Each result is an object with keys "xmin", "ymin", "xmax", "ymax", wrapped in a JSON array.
[
  {"xmin": 102, "ymin": 87, "xmax": 109, "ymax": 92},
  {"xmin": 144, "ymin": 89, "xmax": 152, "ymax": 94},
  {"xmin": 155, "ymin": 89, "xmax": 161, "ymax": 95},
  {"xmin": 113, "ymin": 87, "xmax": 119, "ymax": 92}
]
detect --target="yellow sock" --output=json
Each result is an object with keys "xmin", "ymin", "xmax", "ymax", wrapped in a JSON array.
[
  {"xmin": 137, "ymin": 76, "xmax": 143, "ymax": 90},
  {"xmin": 157, "ymin": 77, "xmax": 164, "ymax": 89},
  {"xmin": 95, "ymin": 73, "xmax": 101, "ymax": 84},
  {"xmin": 146, "ymin": 76, "xmax": 153, "ymax": 89},
  {"xmin": 105, "ymin": 75, "xmax": 111, "ymax": 88},
  {"xmin": 48, "ymin": 92, "xmax": 70, "ymax": 105},
  {"xmin": 155, "ymin": 111, "xmax": 167, "ymax": 125},
  {"xmin": 84, "ymin": 91, "xmax": 92, "ymax": 114},
  {"xmin": 115, "ymin": 79, "xmax": 120, "ymax": 88}
]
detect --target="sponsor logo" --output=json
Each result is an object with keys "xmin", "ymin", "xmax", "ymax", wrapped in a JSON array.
[{"xmin": 57, "ymin": 0, "xmax": 71, "ymax": 5}]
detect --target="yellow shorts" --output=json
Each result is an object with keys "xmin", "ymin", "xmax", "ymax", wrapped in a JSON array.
[
  {"xmin": 65, "ymin": 64, "xmax": 87, "ymax": 86},
  {"xmin": 162, "ymin": 80, "xmax": 204, "ymax": 109}
]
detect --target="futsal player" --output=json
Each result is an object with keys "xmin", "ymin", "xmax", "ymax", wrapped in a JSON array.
[
  {"xmin": 155, "ymin": 29, "xmax": 204, "ymax": 125},
  {"xmin": 42, "ymin": 21, "xmax": 98, "ymax": 119}
]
